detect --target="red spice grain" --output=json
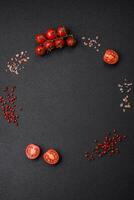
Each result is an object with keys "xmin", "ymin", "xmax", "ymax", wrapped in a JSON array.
[
  {"xmin": 0, "ymin": 86, "xmax": 22, "ymax": 127},
  {"xmin": 85, "ymin": 130, "xmax": 127, "ymax": 161}
]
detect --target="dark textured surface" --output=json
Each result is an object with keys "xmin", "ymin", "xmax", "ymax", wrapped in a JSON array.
[{"xmin": 0, "ymin": 0, "xmax": 134, "ymax": 199}]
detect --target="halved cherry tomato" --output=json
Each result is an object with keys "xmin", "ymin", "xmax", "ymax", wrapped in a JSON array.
[
  {"xmin": 43, "ymin": 149, "xmax": 60, "ymax": 165},
  {"xmin": 25, "ymin": 144, "xmax": 40, "ymax": 160},
  {"xmin": 103, "ymin": 49, "xmax": 119, "ymax": 64}
]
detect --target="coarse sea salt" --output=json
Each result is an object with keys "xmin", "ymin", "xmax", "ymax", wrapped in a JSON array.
[
  {"xmin": 81, "ymin": 35, "xmax": 101, "ymax": 52},
  {"xmin": 118, "ymin": 78, "xmax": 133, "ymax": 112},
  {"xmin": 6, "ymin": 51, "xmax": 30, "ymax": 75}
]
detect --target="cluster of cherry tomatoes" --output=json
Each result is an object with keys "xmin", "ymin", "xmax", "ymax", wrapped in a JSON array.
[
  {"xmin": 35, "ymin": 26, "xmax": 77, "ymax": 56},
  {"xmin": 25, "ymin": 144, "xmax": 60, "ymax": 165}
]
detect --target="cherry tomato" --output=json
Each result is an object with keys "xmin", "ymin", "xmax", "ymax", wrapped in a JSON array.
[
  {"xmin": 46, "ymin": 28, "xmax": 57, "ymax": 40},
  {"xmin": 25, "ymin": 144, "xmax": 40, "ymax": 160},
  {"xmin": 103, "ymin": 49, "xmax": 119, "ymax": 64},
  {"xmin": 66, "ymin": 36, "xmax": 77, "ymax": 47},
  {"xmin": 43, "ymin": 149, "xmax": 60, "ymax": 165},
  {"xmin": 0, "ymin": 96, "xmax": 3, "ymax": 102},
  {"xmin": 44, "ymin": 40, "xmax": 55, "ymax": 51},
  {"xmin": 35, "ymin": 45, "xmax": 46, "ymax": 56},
  {"xmin": 57, "ymin": 26, "xmax": 68, "ymax": 37},
  {"xmin": 54, "ymin": 38, "xmax": 65, "ymax": 48},
  {"xmin": 35, "ymin": 34, "xmax": 46, "ymax": 44}
]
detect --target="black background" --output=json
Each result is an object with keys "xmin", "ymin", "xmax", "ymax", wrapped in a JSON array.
[{"xmin": 0, "ymin": 0, "xmax": 134, "ymax": 199}]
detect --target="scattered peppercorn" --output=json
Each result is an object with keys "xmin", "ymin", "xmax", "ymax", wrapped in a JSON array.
[
  {"xmin": 85, "ymin": 130, "xmax": 127, "ymax": 161},
  {"xmin": 0, "ymin": 86, "xmax": 22, "ymax": 126}
]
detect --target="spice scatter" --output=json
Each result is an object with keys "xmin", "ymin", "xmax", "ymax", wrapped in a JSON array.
[
  {"xmin": 6, "ymin": 51, "xmax": 30, "ymax": 75},
  {"xmin": 85, "ymin": 130, "xmax": 127, "ymax": 161},
  {"xmin": 0, "ymin": 86, "xmax": 22, "ymax": 126},
  {"xmin": 81, "ymin": 35, "xmax": 101, "ymax": 52},
  {"xmin": 118, "ymin": 78, "xmax": 133, "ymax": 112}
]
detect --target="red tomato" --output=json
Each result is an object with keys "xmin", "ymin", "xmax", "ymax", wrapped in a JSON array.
[
  {"xmin": 35, "ymin": 45, "xmax": 46, "ymax": 56},
  {"xmin": 44, "ymin": 40, "xmax": 55, "ymax": 51},
  {"xmin": 57, "ymin": 26, "xmax": 68, "ymax": 37},
  {"xmin": 66, "ymin": 36, "xmax": 77, "ymax": 47},
  {"xmin": 0, "ymin": 96, "xmax": 3, "ymax": 102},
  {"xmin": 43, "ymin": 149, "xmax": 60, "ymax": 165},
  {"xmin": 35, "ymin": 34, "xmax": 46, "ymax": 44},
  {"xmin": 46, "ymin": 29, "xmax": 57, "ymax": 40},
  {"xmin": 54, "ymin": 38, "xmax": 65, "ymax": 48},
  {"xmin": 103, "ymin": 49, "xmax": 119, "ymax": 64},
  {"xmin": 25, "ymin": 144, "xmax": 40, "ymax": 160}
]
